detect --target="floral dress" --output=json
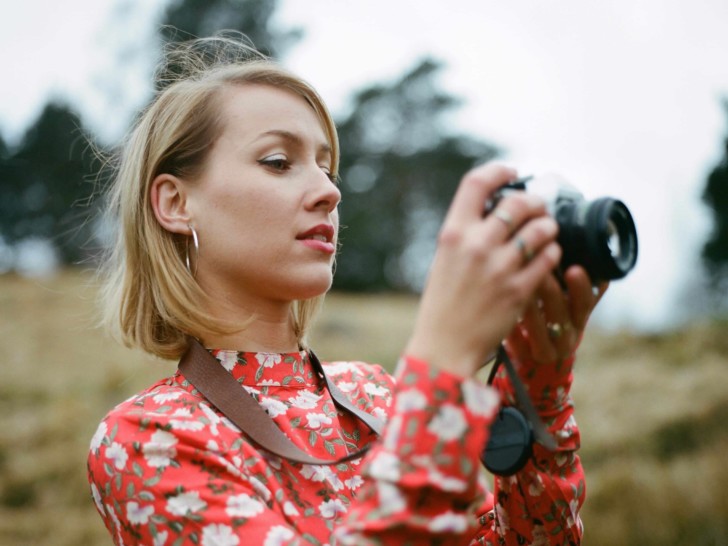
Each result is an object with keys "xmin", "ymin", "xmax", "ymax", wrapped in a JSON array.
[{"xmin": 87, "ymin": 348, "xmax": 584, "ymax": 545}]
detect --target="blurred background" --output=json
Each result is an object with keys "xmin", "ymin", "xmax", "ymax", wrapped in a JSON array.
[{"xmin": 1, "ymin": 0, "xmax": 727, "ymax": 544}]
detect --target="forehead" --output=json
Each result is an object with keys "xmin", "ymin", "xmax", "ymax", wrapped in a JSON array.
[{"xmin": 216, "ymin": 84, "xmax": 329, "ymax": 146}]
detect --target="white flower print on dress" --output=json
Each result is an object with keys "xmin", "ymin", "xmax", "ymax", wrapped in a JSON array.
[
  {"xmin": 256, "ymin": 353, "xmax": 282, "ymax": 368},
  {"xmin": 169, "ymin": 408, "xmax": 205, "ymax": 431},
  {"xmin": 289, "ymin": 391, "xmax": 322, "ymax": 409},
  {"xmin": 143, "ymin": 430, "xmax": 177, "ymax": 468},
  {"xmin": 89, "ymin": 421, "xmax": 107, "ymax": 452},
  {"xmin": 344, "ymin": 475, "xmax": 364, "ymax": 491},
  {"xmin": 200, "ymin": 402, "xmax": 233, "ymax": 436},
  {"xmin": 528, "ymin": 474, "xmax": 545, "ymax": 497},
  {"xmin": 106, "ymin": 442, "xmax": 128, "ymax": 470},
  {"xmin": 226, "ymin": 493, "xmax": 265, "ymax": 518},
  {"xmin": 462, "ymin": 381, "xmax": 500, "ymax": 417},
  {"xmin": 106, "ymin": 503, "xmax": 125, "ymax": 546},
  {"xmin": 260, "ymin": 396, "xmax": 288, "ymax": 418},
  {"xmin": 395, "ymin": 388, "xmax": 427, "ymax": 412},
  {"xmin": 368, "ymin": 452, "xmax": 400, "ymax": 481},
  {"xmin": 250, "ymin": 476, "xmax": 273, "ymax": 502},
  {"xmin": 202, "ymin": 523, "xmax": 239, "ymax": 546},
  {"xmin": 217, "ymin": 350, "xmax": 238, "ymax": 371},
  {"xmin": 319, "ymin": 498, "xmax": 347, "ymax": 519},
  {"xmin": 306, "ymin": 412, "xmax": 332, "ymax": 429},
  {"xmin": 336, "ymin": 381, "xmax": 357, "ymax": 393},
  {"xmin": 300, "ymin": 464, "xmax": 344, "ymax": 491},
  {"xmin": 372, "ymin": 406, "xmax": 388, "ymax": 420},
  {"xmin": 126, "ymin": 501, "xmax": 154, "ymax": 525},
  {"xmin": 427, "ymin": 404, "xmax": 467, "ymax": 442},
  {"xmin": 283, "ymin": 501, "xmax": 300, "ymax": 517},
  {"xmin": 153, "ymin": 530, "xmax": 168, "ymax": 546},
  {"xmin": 264, "ymin": 525, "xmax": 294, "ymax": 546},
  {"xmin": 323, "ymin": 361, "xmax": 359, "ymax": 376},
  {"xmin": 91, "ymin": 483, "xmax": 104, "ymax": 514},
  {"xmin": 428, "ymin": 511, "xmax": 469, "ymax": 533},
  {"xmin": 166, "ymin": 490, "xmax": 207, "ymax": 516},
  {"xmin": 377, "ymin": 481, "xmax": 405, "ymax": 515},
  {"xmin": 364, "ymin": 382, "xmax": 389, "ymax": 397},
  {"xmin": 152, "ymin": 390, "xmax": 183, "ymax": 404}
]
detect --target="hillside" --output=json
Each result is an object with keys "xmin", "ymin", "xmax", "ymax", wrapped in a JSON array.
[{"xmin": 0, "ymin": 270, "xmax": 726, "ymax": 545}]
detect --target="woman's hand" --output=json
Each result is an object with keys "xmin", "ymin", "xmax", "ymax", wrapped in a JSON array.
[
  {"xmin": 505, "ymin": 266, "xmax": 609, "ymax": 366},
  {"xmin": 406, "ymin": 162, "xmax": 563, "ymax": 378}
]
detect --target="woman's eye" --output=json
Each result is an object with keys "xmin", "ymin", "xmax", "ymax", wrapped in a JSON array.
[{"xmin": 259, "ymin": 156, "xmax": 290, "ymax": 172}]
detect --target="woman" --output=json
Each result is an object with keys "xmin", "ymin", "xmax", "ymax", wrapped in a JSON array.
[{"xmin": 88, "ymin": 34, "xmax": 605, "ymax": 545}]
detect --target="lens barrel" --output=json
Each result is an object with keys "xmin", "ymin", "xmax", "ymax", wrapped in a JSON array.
[{"xmin": 555, "ymin": 197, "xmax": 638, "ymax": 281}]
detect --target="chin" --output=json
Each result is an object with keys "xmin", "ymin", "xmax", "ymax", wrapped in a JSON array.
[{"xmin": 286, "ymin": 273, "xmax": 333, "ymax": 301}]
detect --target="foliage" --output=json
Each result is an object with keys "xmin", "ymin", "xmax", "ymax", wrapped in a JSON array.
[
  {"xmin": 0, "ymin": 1, "xmax": 500, "ymax": 293},
  {"xmin": 334, "ymin": 59, "xmax": 499, "ymax": 291},
  {"xmin": 159, "ymin": 0, "xmax": 301, "ymax": 59},
  {"xmin": 702, "ymin": 99, "xmax": 728, "ymax": 288},
  {"xmin": 0, "ymin": 102, "xmax": 99, "ymax": 265}
]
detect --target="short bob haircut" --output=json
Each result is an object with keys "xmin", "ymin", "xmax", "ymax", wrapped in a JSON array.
[{"xmin": 98, "ymin": 32, "xmax": 340, "ymax": 360}]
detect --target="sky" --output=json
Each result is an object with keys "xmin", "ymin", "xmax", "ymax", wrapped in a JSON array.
[{"xmin": 2, "ymin": 0, "xmax": 728, "ymax": 331}]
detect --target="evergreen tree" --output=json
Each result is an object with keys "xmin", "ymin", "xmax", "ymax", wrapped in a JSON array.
[
  {"xmin": 0, "ymin": 102, "xmax": 98, "ymax": 265},
  {"xmin": 160, "ymin": 0, "xmax": 301, "ymax": 59},
  {"xmin": 702, "ymin": 99, "xmax": 728, "ymax": 287},
  {"xmin": 334, "ymin": 59, "xmax": 499, "ymax": 291}
]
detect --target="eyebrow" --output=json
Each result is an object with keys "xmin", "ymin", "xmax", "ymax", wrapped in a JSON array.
[{"xmin": 256, "ymin": 129, "xmax": 332, "ymax": 156}]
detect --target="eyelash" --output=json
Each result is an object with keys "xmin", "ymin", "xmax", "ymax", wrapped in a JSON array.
[{"xmin": 258, "ymin": 157, "xmax": 339, "ymax": 185}]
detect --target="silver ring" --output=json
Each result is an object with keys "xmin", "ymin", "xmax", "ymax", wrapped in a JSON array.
[
  {"xmin": 546, "ymin": 322, "xmax": 563, "ymax": 339},
  {"xmin": 514, "ymin": 236, "xmax": 534, "ymax": 262},
  {"xmin": 493, "ymin": 209, "xmax": 514, "ymax": 231}
]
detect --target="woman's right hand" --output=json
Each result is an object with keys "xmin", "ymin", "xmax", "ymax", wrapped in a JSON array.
[{"xmin": 405, "ymin": 162, "xmax": 562, "ymax": 378}]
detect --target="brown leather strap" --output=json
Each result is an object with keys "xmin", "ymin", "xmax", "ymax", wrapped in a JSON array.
[{"xmin": 178, "ymin": 339, "xmax": 383, "ymax": 465}]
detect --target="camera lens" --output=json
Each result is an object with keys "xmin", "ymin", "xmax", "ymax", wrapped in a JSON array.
[{"xmin": 557, "ymin": 197, "xmax": 638, "ymax": 281}]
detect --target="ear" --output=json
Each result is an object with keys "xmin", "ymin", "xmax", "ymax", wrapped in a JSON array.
[{"xmin": 150, "ymin": 173, "xmax": 193, "ymax": 235}]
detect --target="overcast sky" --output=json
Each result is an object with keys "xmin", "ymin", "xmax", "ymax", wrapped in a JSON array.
[{"xmin": 2, "ymin": 0, "xmax": 728, "ymax": 331}]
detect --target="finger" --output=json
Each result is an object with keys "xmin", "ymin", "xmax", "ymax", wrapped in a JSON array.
[
  {"xmin": 502, "ymin": 216, "xmax": 559, "ymax": 269},
  {"xmin": 518, "ymin": 298, "xmax": 558, "ymax": 364},
  {"xmin": 504, "ymin": 325, "xmax": 531, "ymax": 368},
  {"xmin": 487, "ymin": 193, "xmax": 549, "ymax": 241},
  {"xmin": 563, "ymin": 266, "xmax": 599, "ymax": 331},
  {"xmin": 538, "ymin": 275, "xmax": 577, "ymax": 355},
  {"xmin": 442, "ymin": 162, "xmax": 517, "ymax": 230}
]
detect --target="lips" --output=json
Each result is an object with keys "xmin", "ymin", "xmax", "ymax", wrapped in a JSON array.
[{"xmin": 297, "ymin": 224, "xmax": 336, "ymax": 254}]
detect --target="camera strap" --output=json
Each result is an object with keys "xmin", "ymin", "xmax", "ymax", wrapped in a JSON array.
[
  {"xmin": 482, "ymin": 344, "xmax": 557, "ymax": 475},
  {"xmin": 178, "ymin": 339, "xmax": 383, "ymax": 465}
]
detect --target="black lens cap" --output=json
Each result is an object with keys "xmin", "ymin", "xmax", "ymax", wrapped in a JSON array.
[{"xmin": 481, "ymin": 406, "xmax": 534, "ymax": 476}]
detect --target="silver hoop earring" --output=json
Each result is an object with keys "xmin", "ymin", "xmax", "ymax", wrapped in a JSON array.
[{"xmin": 185, "ymin": 225, "xmax": 199, "ymax": 277}]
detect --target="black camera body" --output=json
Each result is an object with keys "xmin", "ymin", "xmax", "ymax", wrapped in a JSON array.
[{"xmin": 489, "ymin": 174, "xmax": 638, "ymax": 282}]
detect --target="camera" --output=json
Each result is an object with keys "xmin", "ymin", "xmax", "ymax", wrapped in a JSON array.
[{"xmin": 487, "ymin": 174, "xmax": 638, "ymax": 282}]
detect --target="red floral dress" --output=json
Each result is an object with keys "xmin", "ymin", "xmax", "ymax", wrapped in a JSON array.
[{"xmin": 88, "ymin": 349, "xmax": 584, "ymax": 545}]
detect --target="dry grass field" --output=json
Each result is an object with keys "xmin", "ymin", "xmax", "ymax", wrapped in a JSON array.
[{"xmin": 0, "ymin": 270, "xmax": 727, "ymax": 545}]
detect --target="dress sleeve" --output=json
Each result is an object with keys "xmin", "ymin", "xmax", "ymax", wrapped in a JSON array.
[
  {"xmin": 473, "ymin": 353, "xmax": 585, "ymax": 545},
  {"xmin": 334, "ymin": 356, "xmax": 502, "ymax": 545}
]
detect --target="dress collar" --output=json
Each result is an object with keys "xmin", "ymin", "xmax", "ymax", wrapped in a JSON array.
[{"xmin": 209, "ymin": 349, "xmax": 317, "ymax": 387}]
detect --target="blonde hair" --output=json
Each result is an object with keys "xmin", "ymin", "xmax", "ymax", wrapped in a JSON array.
[{"xmin": 99, "ymin": 32, "xmax": 340, "ymax": 360}]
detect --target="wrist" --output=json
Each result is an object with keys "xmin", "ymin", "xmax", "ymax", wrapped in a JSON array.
[{"xmin": 404, "ymin": 338, "xmax": 482, "ymax": 378}]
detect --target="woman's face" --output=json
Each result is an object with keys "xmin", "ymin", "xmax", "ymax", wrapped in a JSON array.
[{"xmin": 186, "ymin": 84, "xmax": 341, "ymax": 310}]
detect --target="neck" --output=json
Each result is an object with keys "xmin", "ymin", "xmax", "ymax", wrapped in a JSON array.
[{"xmin": 199, "ymin": 293, "xmax": 300, "ymax": 353}]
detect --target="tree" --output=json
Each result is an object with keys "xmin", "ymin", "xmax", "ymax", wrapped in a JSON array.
[
  {"xmin": 702, "ymin": 99, "xmax": 728, "ymax": 290},
  {"xmin": 160, "ymin": 0, "xmax": 301, "ymax": 59},
  {"xmin": 333, "ymin": 59, "xmax": 499, "ymax": 291},
  {"xmin": 0, "ymin": 102, "xmax": 99, "ymax": 266}
]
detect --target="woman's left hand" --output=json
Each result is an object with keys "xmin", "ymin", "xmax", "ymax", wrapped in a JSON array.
[{"xmin": 504, "ymin": 265, "xmax": 609, "ymax": 365}]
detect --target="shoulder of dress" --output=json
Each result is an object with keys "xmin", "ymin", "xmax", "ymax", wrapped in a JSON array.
[{"xmin": 321, "ymin": 359, "xmax": 391, "ymax": 380}]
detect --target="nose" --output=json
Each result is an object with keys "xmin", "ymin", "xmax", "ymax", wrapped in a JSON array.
[{"xmin": 308, "ymin": 168, "xmax": 342, "ymax": 213}]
